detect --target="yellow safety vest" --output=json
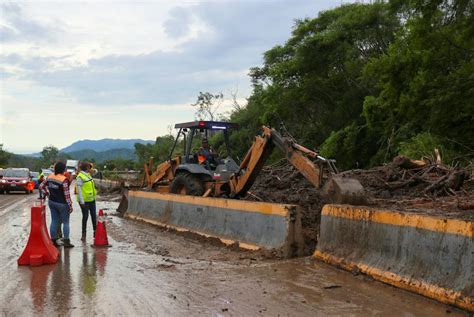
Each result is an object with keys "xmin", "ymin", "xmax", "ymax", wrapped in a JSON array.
[{"xmin": 76, "ymin": 172, "xmax": 96, "ymax": 202}]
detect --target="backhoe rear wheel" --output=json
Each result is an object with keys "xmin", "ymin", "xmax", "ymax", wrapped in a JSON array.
[{"xmin": 170, "ymin": 173, "xmax": 205, "ymax": 196}]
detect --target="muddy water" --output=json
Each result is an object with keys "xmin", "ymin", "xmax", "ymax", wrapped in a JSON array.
[{"xmin": 0, "ymin": 192, "xmax": 467, "ymax": 316}]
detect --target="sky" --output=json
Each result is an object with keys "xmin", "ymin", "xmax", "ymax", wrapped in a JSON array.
[{"xmin": 0, "ymin": 0, "xmax": 344, "ymax": 154}]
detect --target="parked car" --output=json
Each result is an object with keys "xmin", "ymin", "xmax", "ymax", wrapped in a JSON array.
[{"xmin": 0, "ymin": 168, "xmax": 35, "ymax": 194}]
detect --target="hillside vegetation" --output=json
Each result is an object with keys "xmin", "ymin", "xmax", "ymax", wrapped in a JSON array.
[{"xmin": 227, "ymin": 1, "xmax": 473, "ymax": 169}]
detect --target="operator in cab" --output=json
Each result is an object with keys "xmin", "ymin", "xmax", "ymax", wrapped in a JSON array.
[{"xmin": 197, "ymin": 138, "xmax": 218, "ymax": 170}]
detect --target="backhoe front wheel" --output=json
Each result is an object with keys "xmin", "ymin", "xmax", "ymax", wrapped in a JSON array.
[{"xmin": 170, "ymin": 173, "xmax": 205, "ymax": 196}]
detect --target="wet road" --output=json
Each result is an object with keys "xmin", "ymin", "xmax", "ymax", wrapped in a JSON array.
[{"xmin": 0, "ymin": 192, "xmax": 468, "ymax": 316}]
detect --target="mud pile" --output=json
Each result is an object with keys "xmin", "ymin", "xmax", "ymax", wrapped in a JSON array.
[{"xmin": 245, "ymin": 160, "xmax": 473, "ymax": 253}]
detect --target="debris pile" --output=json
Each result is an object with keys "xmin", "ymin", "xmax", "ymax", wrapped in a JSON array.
[
  {"xmin": 245, "ymin": 156, "xmax": 473, "ymax": 253},
  {"xmin": 342, "ymin": 155, "xmax": 471, "ymax": 199}
]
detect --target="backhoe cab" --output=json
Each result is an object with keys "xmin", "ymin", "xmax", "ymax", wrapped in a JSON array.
[{"xmin": 167, "ymin": 121, "xmax": 240, "ymax": 196}]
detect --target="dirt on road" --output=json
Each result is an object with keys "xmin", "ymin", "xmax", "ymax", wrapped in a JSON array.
[{"xmin": 0, "ymin": 192, "xmax": 468, "ymax": 316}]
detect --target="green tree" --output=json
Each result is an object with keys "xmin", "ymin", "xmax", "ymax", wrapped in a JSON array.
[
  {"xmin": 191, "ymin": 91, "xmax": 224, "ymax": 121},
  {"xmin": 134, "ymin": 135, "xmax": 177, "ymax": 169},
  {"xmin": 134, "ymin": 143, "xmax": 151, "ymax": 165},
  {"xmin": 230, "ymin": 1, "xmax": 473, "ymax": 168},
  {"xmin": 231, "ymin": 2, "xmax": 400, "ymax": 168},
  {"xmin": 362, "ymin": 0, "xmax": 474, "ymax": 165},
  {"xmin": 41, "ymin": 145, "xmax": 59, "ymax": 166},
  {"xmin": 102, "ymin": 158, "xmax": 135, "ymax": 171},
  {"xmin": 8, "ymin": 154, "xmax": 42, "ymax": 171},
  {"xmin": 0, "ymin": 144, "xmax": 12, "ymax": 167}
]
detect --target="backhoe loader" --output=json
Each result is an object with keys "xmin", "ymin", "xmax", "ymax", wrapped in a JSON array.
[{"xmin": 141, "ymin": 120, "xmax": 366, "ymax": 205}]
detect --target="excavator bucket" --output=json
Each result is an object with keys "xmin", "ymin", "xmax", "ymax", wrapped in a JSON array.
[{"xmin": 322, "ymin": 175, "xmax": 366, "ymax": 205}]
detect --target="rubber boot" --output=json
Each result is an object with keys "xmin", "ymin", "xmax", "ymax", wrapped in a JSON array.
[
  {"xmin": 63, "ymin": 239, "xmax": 75, "ymax": 248},
  {"xmin": 52, "ymin": 239, "xmax": 61, "ymax": 247}
]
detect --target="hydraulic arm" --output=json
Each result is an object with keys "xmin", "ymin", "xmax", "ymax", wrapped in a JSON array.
[
  {"xmin": 230, "ymin": 126, "xmax": 324, "ymax": 196},
  {"xmin": 229, "ymin": 126, "xmax": 366, "ymax": 204}
]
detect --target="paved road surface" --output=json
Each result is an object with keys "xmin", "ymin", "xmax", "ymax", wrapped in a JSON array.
[{"xmin": 0, "ymin": 192, "xmax": 467, "ymax": 316}]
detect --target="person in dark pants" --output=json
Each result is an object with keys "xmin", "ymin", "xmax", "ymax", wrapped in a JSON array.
[
  {"xmin": 39, "ymin": 162, "xmax": 74, "ymax": 248},
  {"xmin": 38, "ymin": 172, "xmax": 45, "ymax": 199},
  {"xmin": 76, "ymin": 162, "xmax": 97, "ymax": 242}
]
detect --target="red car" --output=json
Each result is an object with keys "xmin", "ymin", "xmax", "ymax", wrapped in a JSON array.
[{"xmin": 0, "ymin": 168, "xmax": 35, "ymax": 194}]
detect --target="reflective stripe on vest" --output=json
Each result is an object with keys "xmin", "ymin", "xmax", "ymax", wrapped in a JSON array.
[{"xmin": 77, "ymin": 172, "xmax": 96, "ymax": 202}]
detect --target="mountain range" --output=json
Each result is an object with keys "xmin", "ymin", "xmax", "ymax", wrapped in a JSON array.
[
  {"xmin": 18, "ymin": 139, "xmax": 154, "ymax": 163},
  {"xmin": 60, "ymin": 138, "xmax": 154, "ymax": 162},
  {"xmin": 61, "ymin": 138, "xmax": 153, "ymax": 153}
]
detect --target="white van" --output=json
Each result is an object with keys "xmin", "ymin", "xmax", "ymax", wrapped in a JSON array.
[{"xmin": 66, "ymin": 160, "xmax": 79, "ymax": 176}]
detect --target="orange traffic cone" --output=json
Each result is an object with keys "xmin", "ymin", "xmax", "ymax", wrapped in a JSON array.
[
  {"xmin": 18, "ymin": 201, "xmax": 59, "ymax": 266},
  {"xmin": 93, "ymin": 209, "xmax": 111, "ymax": 247}
]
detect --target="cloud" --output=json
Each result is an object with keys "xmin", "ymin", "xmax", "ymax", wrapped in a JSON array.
[
  {"xmin": 0, "ymin": 2, "xmax": 58, "ymax": 43},
  {"xmin": 0, "ymin": 0, "xmax": 343, "ymax": 152},
  {"xmin": 163, "ymin": 6, "xmax": 195, "ymax": 38},
  {"xmin": 4, "ymin": 1, "xmax": 338, "ymax": 106},
  {"xmin": 26, "ymin": 48, "xmax": 250, "ymax": 105}
]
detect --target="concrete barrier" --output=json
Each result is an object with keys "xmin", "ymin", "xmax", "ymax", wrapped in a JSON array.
[
  {"xmin": 125, "ymin": 191, "xmax": 304, "ymax": 257},
  {"xmin": 314, "ymin": 205, "xmax": 473, "ymax": 311}
]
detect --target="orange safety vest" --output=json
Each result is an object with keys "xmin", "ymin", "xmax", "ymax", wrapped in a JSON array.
[{"xmin": 45, "ymin": 174, "xmax": 67, "ymax": 204}]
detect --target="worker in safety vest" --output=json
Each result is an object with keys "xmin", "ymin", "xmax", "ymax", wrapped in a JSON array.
[{"xmin": 76, "ymin": 161, "xmax": 97, "ymax": 242}]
